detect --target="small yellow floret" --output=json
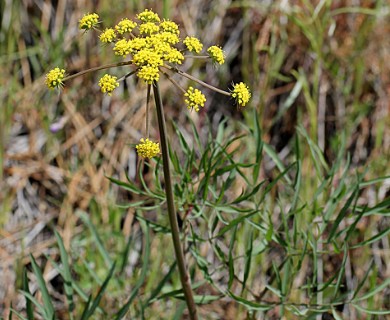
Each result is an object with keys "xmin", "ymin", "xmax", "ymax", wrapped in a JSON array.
[
  {"xmin": 160, "ymin": 20, "xmax": 180, "ymax": 35},
  {"xmin": 139, "ymin": 22, "xmax": 160, "ymax": 35},
  {"xmin": 128, "ymin": 38, "xmax": 148, "ymax": 54},
  {"xmin": 79, "ymin": 13, "xmax": 99, "ymax": 30},
  {"xmin": 133, "ymin": 49, "xmax": 163, "ymax": 67},
  {"xmin": 115, "ymin": 18, "xmax": 137, "ymax": 34},
  {"xmin": 231, "ymin": 82, "xmax": 251, "ymax": 107},
  {"xmin": 184, "ymin": 87, "xmax": 206, "ymax": 112},
  {"xmin": 207, "ymin": 45, "xmax": 225, "ymax": 64},
  {"xmin": 136, "ymin": 138, "xmax": 160, "ymax": 159},
  {"xmin": 98, "ymin": 74, "xmax": 119, "ymax": 96},
  {"xmin": 99, "ymin": 28, "xmax": 116, "ymax": 43},
  {"xmin": 183, "ymin": 36, "xmax": 203, "ymax": 53},
  {"xmin": 137, "ymin": 66, "xmax": 160, "ymax": 84},
  {"xmin": 164, "ymin": 48, "xmax": 184, "ymax": 64},
  {"xmin": 45, "ymin": 67, "xmax": 65, "ymax": 89},
  {"xmin": 137, "ymin": 9, "xmax": 160, "ymax": 23},
  {"xmin": 113, "ymin": 39, "xmax": 132, "ymax": 56},
  {"xmin": 158, "ymin": 32, "xmax": 180, "ymax": 45}
]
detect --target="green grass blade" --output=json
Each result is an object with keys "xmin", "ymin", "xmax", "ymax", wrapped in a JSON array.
[
  {"xmin": 30, "ymin": 255, "xmax": 55, "ymax": 319},
  {"xmin": 352, "ymin": 304, "xmax": 390, "ymax": 315},
  {"xmin": 83, "ymin": 262, "xmax": 116, "ymax": 319},
  {"xmin": 78, "ymin": 210, "xmax": 113, "ymax": 268},
  {"xmin": 23, "ymin": 268, "xmax": 34, "ymax": 320},
  {"xmin": 352, "ymin": 277, "xmax": 390, "ymax": 302},
  {"xmin": 54, "ymin": 229, "xmax": 74, "ymax": 313},
  {"xmin": 115, "ymin": 220, "xmax": 150, "ymax": 319}
]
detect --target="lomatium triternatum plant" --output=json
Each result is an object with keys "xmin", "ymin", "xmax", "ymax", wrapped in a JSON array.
[{"xmin": 45, "ymin": 9, "xmax": 250, "ymax": 319}]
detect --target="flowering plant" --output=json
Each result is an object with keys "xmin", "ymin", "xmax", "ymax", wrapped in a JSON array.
[{"xmin": 45, "ymin": 9, "xmax": 251, "ymax": 320}]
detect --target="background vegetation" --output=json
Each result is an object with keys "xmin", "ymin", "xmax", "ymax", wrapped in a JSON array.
[{"xmin": 0, "ymin": 0, "xmax": 389, "ymax": 319}]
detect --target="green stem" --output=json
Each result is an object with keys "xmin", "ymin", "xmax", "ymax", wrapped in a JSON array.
[{"xmin": 152, "ymin": 81, "xmax": 198, "ymax": 320}]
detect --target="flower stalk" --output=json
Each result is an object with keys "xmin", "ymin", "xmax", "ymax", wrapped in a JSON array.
[{"xmin": 153, "ymin": 81, "xmax": 198, "ymax": 320}]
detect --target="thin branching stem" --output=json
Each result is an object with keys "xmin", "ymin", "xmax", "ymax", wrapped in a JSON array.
[
  {"xmin": 162, "ymin": 65, "xmax": 231, "ymax": 96},
  {"xmin": 62, "ymin": 60, "xmax": 134, "ymax": 82},
  {"xmin": 152, "ymin": 81, "xmax": 198, "ymax": 320}
]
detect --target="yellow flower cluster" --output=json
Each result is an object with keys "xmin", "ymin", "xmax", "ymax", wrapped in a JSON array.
[
  {"xmin": 46, "ymin": 9, "xmax": 252, "ymax": 111},
  {"xmin": 231, "ymin": 82, "xmax": 251, "ymax": 107},
  {"xmin": 115, "ymin": 18, "xmax": 137, "ymax": 34},
  {"xmin": 183, "ymin": 36, "xmax": 203, "ymax": 53},
  {"xmin": 45, "ymin": 67, "xmax": 65, "ymax": 89},
  {"xmin": 98, "ymin": 74, "xmax": 119, "ymax": 95},
  {"xmin": 79, "ymin": 13, "xmax": 99, "ymax": 30},
  {"xmin": 185, "ymin": 87, "xmax": 206, "ymax": 112},
  {"xmin": 99, "ymin": 28, "xmax": 116, "ymax": 43},
  {"xmin": 136, "ymin": 138, "xmax": 160, "ymax": 158},
  {"xmin": 207, "ymin": 46, "xmax": 225, "ymax": 65}
]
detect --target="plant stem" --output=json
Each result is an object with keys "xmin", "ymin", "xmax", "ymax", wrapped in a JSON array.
[{"xmin": 152, "ymin": 81, "xmax": 198, "ymax": 320}]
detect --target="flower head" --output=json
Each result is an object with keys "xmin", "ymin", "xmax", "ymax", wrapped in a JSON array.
[
  {"xmin": 99, "ymin": 28, "xmax": 116, "ymax": 43},
  {"xmin": 113, "ymin": 39, "xmax": 132, "ymax": 56},
  {"xmin": 98, "ymin": 74, "xmax": 119, "ymax": 95},
  {"xmin": 137, "ymin": 66, "xmax": 160, "ymax": 84},
  {"xmin": 183, "ymin": 36, "xmax": 203, "ymax": 53},
  {"xmin": 133, "ymin": 49, "xmax": 163, "ymax": 67},
  {"xmin": 45, "ymin": 67, "xmax": 66, "ymax": 89},
  {"xmin": 115, "ymin": 18, "xmax": 137, "ymax": 34},
  {"xmin": 207, "ymin": 45, "xmax": 225, "ymax": 65},
  {"xmin": 136, "ymin": 138, "xmax": 160, "ymax": 158},
  {"xmin": 137, "ymin": 9, "xmax": 160, "ymax": 23},
  {"xmin": 160, "ymin": 20, "xmax": 180, "ymax": 35},
  {"xmin": 184, "ymin": 87, "xmax": 206, "ymax": 112},
  {"xmin": 79, "ymin": 13, "xmax": 99, "ymax": 30},
  {"xmin": 231, "ymin": 82, "xmax": 251, "ymax": 107},
  {"xmin": 164, "ymin": 48, "xmax": 184, "ymax": 64},
  {"xmin": 139, "ymin": 22, "xmax": 160, "ymax": 35}
]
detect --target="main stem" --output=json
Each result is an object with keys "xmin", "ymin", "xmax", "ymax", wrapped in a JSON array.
[{"xmin": 152, "ymin": 82, "xmax": 198, "ymax": 320}]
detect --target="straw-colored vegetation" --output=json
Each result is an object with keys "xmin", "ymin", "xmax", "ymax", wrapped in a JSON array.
[{"xmin": 1, "ymin": 0, "xmax": 389, "ymax": 319}]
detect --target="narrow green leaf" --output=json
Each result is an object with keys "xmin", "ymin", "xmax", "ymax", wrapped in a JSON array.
[
  {"xmin": 242, "ymin": 230, "xmax": 253, "ymax": 293},
  {"xmin": 30, "ymin": 255, "xmax": 55, "ymax": 320},
  {"xmin": 228, "ymin": 226, "xmax": 238, "ymax": 289},
  {"xmin": 106, "ymin": 176, "xmax": 143, "ymax": 194},
  {"xmin": 146, "ymin": 261, "xmax": 177, "ymax": 305},
  {"xmin": 227, "ymin": 291, "xmax": 273, "ymax": 311},
  {"xmin": 352, "ymin": 277, "xmax": 390, "ymax": 302},
  {"xmin": 263, "ymin": 143, "xmax": 292, "ymax": 184},
  {"xmin": 78, "ymin": 210, "xmax": 113, "ymax": 268},
  {"xmin": 116, "ymin": 220, "xmax": 150, "ymax": 319},
  {"xmin": 352, "ymin": 304, "xmax": 390, "ymax": 315},
  {"xmin": 54, "ymin": 229, "xmax": 74, "ymax": 313},
  {"xmin": 83, "ymin": 262, "xmax": 116, "ymax": 319},
  {"xmin": 352, "ymin": 259, "xmax": 374, "ymax": 300},
  {"xmin": 23, "ymin": 269, "xmax": 34, "ymax": 320},
  {"xmin": 331, "ymin": 307, "xmax": 344, "ymax": 320},
  {"xmin": 18, "ymin": 291, "xmax": 47, "ymax": 318},
  {"xmin": 9, "ymin": 308, "xmax": 28, "ymax": 320},
  {"xmin": 351, "ymin": 228, "xmax": 390, "ymax": 248}
]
